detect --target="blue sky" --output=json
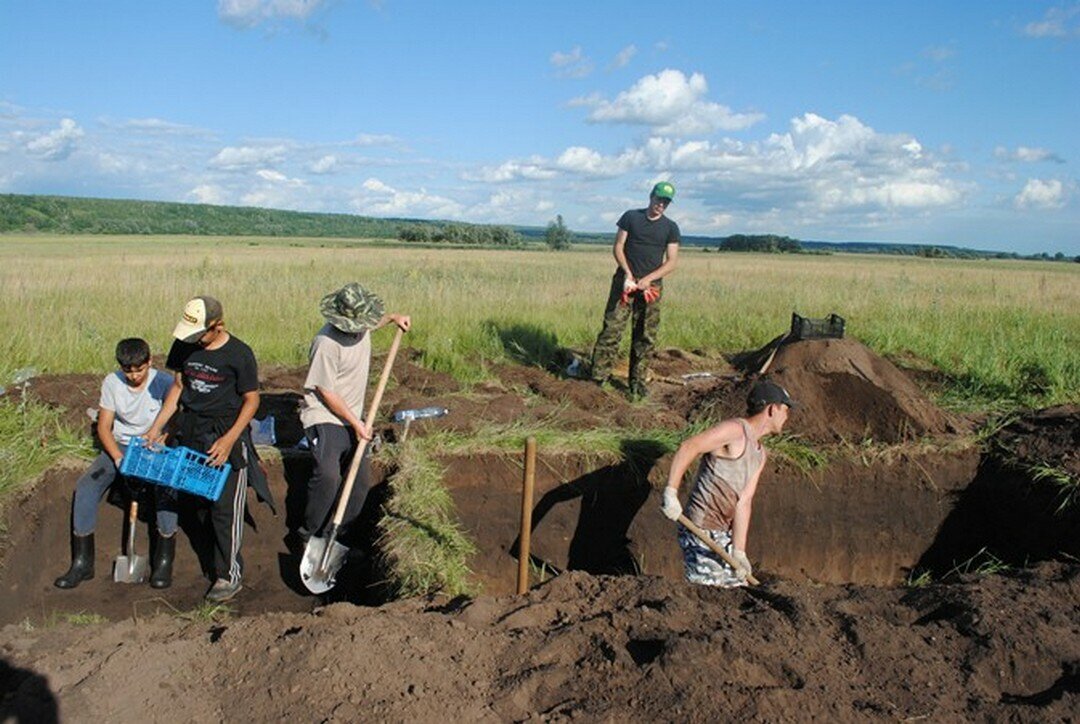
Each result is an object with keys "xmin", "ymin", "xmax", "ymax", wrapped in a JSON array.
[{"xmin": 1, "ymin": 1, "xmax": 1077, "ymax": 254}]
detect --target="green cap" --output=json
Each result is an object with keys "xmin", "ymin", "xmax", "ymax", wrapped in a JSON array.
[
  {"xmin": 651, "ymin": 181, "xmax": 676, "ymax": 201},
  {"xmin": 319, "ymin": 283, "xmax": 385, "ymax": 334}
]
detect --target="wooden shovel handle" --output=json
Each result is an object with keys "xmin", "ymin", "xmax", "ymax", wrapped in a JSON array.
[
  {"xmin": 327, "ymin": 326, "xmax": 405, "ymax": 529},
  {"xmin": 678, "ymin": 514, "xmax": 760, "ymax": 586}
]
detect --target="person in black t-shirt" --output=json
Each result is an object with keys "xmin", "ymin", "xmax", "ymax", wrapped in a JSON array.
[
  {"xmin": 589, "ymin": 181, "xmax": 681, "ymax": 399},
  {"xmin": 147, "ymin": 295, "xmax": 274, "ymax": 602}
]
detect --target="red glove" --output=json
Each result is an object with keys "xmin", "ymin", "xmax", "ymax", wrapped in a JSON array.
[
  {"xmin": 642, "ymin": 285, "xmax": 662, "ymax": 304},
  {"xmin": 620, "ymin": 290, "xmax": 633, "ymax": 305}
]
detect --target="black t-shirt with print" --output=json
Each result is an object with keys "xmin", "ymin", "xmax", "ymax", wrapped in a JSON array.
[
  {"xmin": 617, "ymin": 208, "xmax": 681, "ymax": 280},
  {"xmin": 166, "ymin": 335, "xmax": 258, "ymax": 420}
]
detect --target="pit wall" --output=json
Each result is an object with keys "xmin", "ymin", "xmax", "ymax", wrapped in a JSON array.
[{"xmin": 441, "ymin": 448, "xmax": 982, "ymax": 594}]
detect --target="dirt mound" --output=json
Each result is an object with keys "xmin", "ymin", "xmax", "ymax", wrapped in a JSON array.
[
  {"xmin": 3, "ymin": 566, "xmax": 1077, "ymax": 721},
  {"xmin": 696, "ymin": 338, "xmax": 964, "ymax": 444}
]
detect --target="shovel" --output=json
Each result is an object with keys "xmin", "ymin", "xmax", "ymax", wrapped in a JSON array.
[
  {"xmin": 678, "ymin": 514, "xmax": 760, "ymax": 586},
  {"xmin": 301, "ymin": 326, "xmax": 404, "ymax": 594},
  {"xmin": 113, "ymin": 499, "xmax": 149, "ymax": 583}
]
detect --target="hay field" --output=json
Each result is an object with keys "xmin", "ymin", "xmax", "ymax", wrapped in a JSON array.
[{"xmin": 1, "ymin": 234, "xmax": 1077, "ymax": 407}]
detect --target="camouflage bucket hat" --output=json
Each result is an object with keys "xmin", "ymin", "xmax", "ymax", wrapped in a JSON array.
[{"xmin": 319, "ymin": 283, "xmax": 385, "ymax": 334}]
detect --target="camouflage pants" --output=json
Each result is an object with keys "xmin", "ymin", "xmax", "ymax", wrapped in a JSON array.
[
  {"xmin": 677, "ymin": 525, "xmax": 746, "ymax": 588},
  {"xmin": 589, "ymin": 273, "xmax": 661, "ymax": 395}
]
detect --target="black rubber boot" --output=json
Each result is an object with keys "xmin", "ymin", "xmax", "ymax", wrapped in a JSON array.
[
  {"xmin": 54, "ymin": 533, "xmax": 94, "ymax": 589},
  {"xmin": 150, "ymin": 533, "xmax": 176, "ymax": 589}
]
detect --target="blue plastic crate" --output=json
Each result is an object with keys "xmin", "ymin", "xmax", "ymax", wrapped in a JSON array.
[{"xmin": 121, "ymin": 438, "xmax": 231, "ymax": 501}]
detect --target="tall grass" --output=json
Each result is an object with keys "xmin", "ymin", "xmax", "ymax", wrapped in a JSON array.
[
  {"xmin": 0, "ymin": 397, "xmax": 93, "ymax": 501},
  {"xmin": 1, "ymin": 235, "xmax": 1077, "ymax": 408},
  {"xmin": 376, "ymin": 440, "xmax": 477, "ymax": 598}
]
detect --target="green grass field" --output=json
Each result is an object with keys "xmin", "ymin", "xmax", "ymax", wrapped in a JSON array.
[{"xmin": 2, "ymin": 234, "xmax": 1077, "ymax": 409}]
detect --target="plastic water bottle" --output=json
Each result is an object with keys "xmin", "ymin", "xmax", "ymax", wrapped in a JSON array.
[{"xmin": 392, "ymin": 407, "xmax": 449, "ymax": 423}]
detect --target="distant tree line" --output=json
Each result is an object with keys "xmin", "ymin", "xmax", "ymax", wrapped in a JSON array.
[
  {"xmin": 397, "ymin": 222, "xmax": 523, "ymax": 246},
  {"xmin": 3, "ymin": 194, "xmax": 1074, "ymax": 261},
  {"xmin": 715, "ymin": 234, "xmax": 803, "ymax": 253}
]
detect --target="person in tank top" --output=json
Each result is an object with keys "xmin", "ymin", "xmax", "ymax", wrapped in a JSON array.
[{"xmin": 661, "ymin": 380, "xmax": 796, "ymax": 587}]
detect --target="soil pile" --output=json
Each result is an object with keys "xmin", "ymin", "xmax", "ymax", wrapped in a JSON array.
[
  {"xmin": 3, "ymin": 565, "xmax": 1077, "ymax": 722},
  {"xmin": 697, "ymin": 338, "xmax": 964, "ymax": 444}
]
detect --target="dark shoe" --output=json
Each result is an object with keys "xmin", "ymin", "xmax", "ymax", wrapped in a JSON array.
[
  {"xmin": 150, "ymin": 533, "xmax": 176, "ymax": 589},
  {"xmin": 54, "ymin": 534, "xmax": 95, "ymax": 589},
  {"xmin": 205, "ymin": 578, "xmax": 242, "ymax": 603}
]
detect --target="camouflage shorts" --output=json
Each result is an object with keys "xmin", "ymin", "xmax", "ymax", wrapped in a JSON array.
[{"xmin": 678, "ymin": 525, "xmax": 746, "ymax": 588}]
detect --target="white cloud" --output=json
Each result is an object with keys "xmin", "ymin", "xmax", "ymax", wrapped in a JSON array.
[
  {"xmin": 109, "ymin": 117, "xmax": 213, "ymax": 137},
  {"xmin": 354, "ymin": 177, "xmax": 463, "ymax": 218},
  {"xmin": 1022, "ymin": 5, "xmax": 1080, "ymax": 38},
  {"xmin": 351, "ymin": 133, "xmax": 396, "ymax": 146},
  {"xmin": 550, "ymin": 46, "xmax": 594, "ymax": 78},
  {"xmin": 309, "ymin": 154, "xmax": 338, "ymax": 174},
  {"xmin": 463, "ymin": 157, "xmax": 558, "ymax": 183},
  {"xmin": 218, "ymin": 0, "xmax": 326, "ymax": 28},
  {"xmin": 994, "ymin": 145, "xmax": 1065, "ymax": 163},
  {"xmin": 1014, "ymin": 178, "xmax": 1066, "ymax": 209},
  {"xmin": 25, "ymin": 118, "xmax": 83, "ymax": 161},
  {"xmin": 189, "ymin": 184, "xmax": 228, "ymax": 205},
  {"xmin": 467, "ymin": 112, "xmax": 965, "ymax": 222},
  {"xmin": 577, "ymin": 69, "xmax": 765, "ymax": 135},
  {"xmin": 610, "ymin": 45, "xmax": 637, "ymax": 69},
  {"xmin": 209, "ymin": 144, "xmax": 288, "ymax": 170}
]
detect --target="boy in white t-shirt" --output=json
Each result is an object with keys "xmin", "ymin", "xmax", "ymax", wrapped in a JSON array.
[{"xmin": 54, "ymin": 338, "xmax": 175, "ymax": 589}]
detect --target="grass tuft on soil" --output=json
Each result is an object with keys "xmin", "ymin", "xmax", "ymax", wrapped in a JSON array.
[
  {"xmin": 0, "ymin": 397, "xmax": 93, "ymax": 501},
  {"xmin": 377, "ymin": 440, "xmax": 478, "ymax": 598}
]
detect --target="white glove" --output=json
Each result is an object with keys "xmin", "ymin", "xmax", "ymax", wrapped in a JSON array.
[
  {"xmin": 731, "ymin": 548, "xmax": 752, "ymax": 580},
  {"xmin": 661, "ymin": 487, "xmax": 682, "ymax": 521},
  {"xmin": 623, "ymin": 276, "xmax": 637, "ymax": 293}
]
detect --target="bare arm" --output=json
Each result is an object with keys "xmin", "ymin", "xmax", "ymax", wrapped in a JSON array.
[
  {"xmin": 145, "ymin": 376, "xmax": 182, "ymax": 445},
  {"xmin": 731, "ymin": 454, "xmax": 764, "ymax": 552},
  {"xmin": 314, "ymin": 386, "xmax": 369, "ymax": 440},
  {"xmin": 96, "ymin": 408, "xmax": 123, "ymax": 465},
  {"xmin": 612, "ymin": 229, "xmax": 634, "ymax": 284},
  {"xmin": 638, "ymin": 242, "xmax": 680, "ymax": 287},
  {"xmin": 373, "ymin": 313, "xmax": 412, "ymax": 333},
  {"xmin": 207, "ymin": 390, "xmax": 260, "ymax": 467},
  {"xmin": 665, "ymin": 419, "xmax": 747, "ymax": 492}
]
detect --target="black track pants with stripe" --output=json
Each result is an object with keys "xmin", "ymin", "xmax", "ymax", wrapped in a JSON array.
[{"xmin": 211, "ymin": 453, "xmax": 249, "ymax": 585}]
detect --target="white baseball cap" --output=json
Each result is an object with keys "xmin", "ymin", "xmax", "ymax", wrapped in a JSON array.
[{"xmin": 172, "ymin": 296, "xmax": 223, "ymax": 342}]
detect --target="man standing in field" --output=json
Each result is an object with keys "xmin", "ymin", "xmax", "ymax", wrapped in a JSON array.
[
  {"xmin": 660, "ymin": 380, "xmax": 795, "ymax": 587},
  {"xmin": 299, "ymin": 283, "xmax": 410, "ymax": 543},
  {"xmin": 589, "ymin": 181, "xmax": 681, "ymax": 400}
]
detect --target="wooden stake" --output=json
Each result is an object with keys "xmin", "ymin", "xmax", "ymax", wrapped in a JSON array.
[{"xmin": 516, "ymin": 436, "xmax": 537, "ymax": 594}]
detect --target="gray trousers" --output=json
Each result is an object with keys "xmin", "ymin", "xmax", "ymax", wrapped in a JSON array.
[
  {"xmin": 72, "ymin": 450, "xmax": 179, "ymax": 537},
  {"xmin": 303, "ymin": 423, "xmax": 373, "ymax": 536}
]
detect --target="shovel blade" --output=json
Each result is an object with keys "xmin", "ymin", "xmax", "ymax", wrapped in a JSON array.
[
  {"xmin": 113, "ymin": 553, "xmax": 149, "ymax": 583},
  {"xmin": 300, "ymin": 535, "xmax": 348, "ymax": 594}
]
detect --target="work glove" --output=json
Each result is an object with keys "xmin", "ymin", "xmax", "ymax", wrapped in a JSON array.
[
  {"xmin": 642, "ymin": 285, "xmax": 662, "ymax": 304},
  {"xmin": 731, "ymin": 548, "xmax": 752, "ymax": 581},
  {"xmin": 620, "ymin": 277, "xmax": 638, "ymax": 306},
  {"xmin": 660, "ymin": 487, "xmax": 682, "ymax": 521}
]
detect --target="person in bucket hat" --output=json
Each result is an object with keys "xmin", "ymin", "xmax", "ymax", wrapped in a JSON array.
[
  {"xmin": 660, "ymin": 378, "xmax": 796, "ymax": 588},
  {"xmin": 588, "ymin": 180, "xmax": 681, "ymax": 400},
  {"xmin": 297, "ymin": 283, "xmax": 410, "ymax": 545}
]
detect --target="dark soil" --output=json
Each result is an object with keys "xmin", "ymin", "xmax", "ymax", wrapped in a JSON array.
[
  {"xmin": 2, "ymin": 566, "xmax": 1077, "ymax": 721},
  {"xmin": 3, "ymin": 338, "xmax": 1078, "ymax": 721}
]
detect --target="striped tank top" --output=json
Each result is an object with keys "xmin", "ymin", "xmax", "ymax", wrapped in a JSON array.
[{"xmin": 683, "ymin": 419, "xmax": 764, "ymax": 531}]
